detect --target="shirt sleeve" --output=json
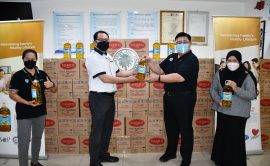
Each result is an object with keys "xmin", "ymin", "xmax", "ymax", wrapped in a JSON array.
[
  {"xmin": 86, "ymin": 57, "xmax": 106, "ymax": 79},
  {"xmin": 9, "ymin": 72, "xmax": 20, "ymax": 91},
  {"xmin": 159, "ymin": 57, "xmax": 169, "ymax": 72}
]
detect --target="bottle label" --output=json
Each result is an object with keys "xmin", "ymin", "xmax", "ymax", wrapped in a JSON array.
[
  {"xmin": 167, "ymin": 48, "xmax": 174, "ymax": 55},
  {"xmin": 32, "ymin": 89, "xmax": 37, "ymax": 99},
  {"xmin": 153, "ymin": 48, "xmax": 160, "ymax": 54},
  {"xmin": 222, "ymin": 92, "xmax": 232, "ymax": 101},
  {"xmin": 0, "ymin": 115, "xmax": 11, "ymax": 126},
  {"xmin": 137, "ymin": 65, "xmax": 146, "ymax": 74},
  {"xmin": 64, "ymin": 48, "xmax": 71, "ymax": 54},
  {"xmin": 76, "ymin": 48, "xmax": 84, "ymax": 54}
]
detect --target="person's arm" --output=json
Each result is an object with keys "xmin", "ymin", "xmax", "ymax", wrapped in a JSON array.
[
  {"xmin": 144, "ymin": 55, "xmax": 164, "ymax": 75},
  {"xmin": 44, "ymin": 75, "xmax": 57, "ymax": 93},
  {"xmin": 210, "ymin": 72, "xmax": 222, "ymax": 106},
  {"xmin": 99, "ymin": 74, "xmax": 137, "ymax": 83},
  {"xmin": 146, "ymin": 73, "xmax": 185, "ymax": 83},
  {"xmin": 9, "ymin": 90, "xmax": 39, "ymax": 107}
]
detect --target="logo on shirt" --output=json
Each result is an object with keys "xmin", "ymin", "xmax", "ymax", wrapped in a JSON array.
[
  {"xmin": 25, "ymin": 79, "xmax": 29, "ymax": 83},
  {"xmin": 169, "ymin": 58, "xmax": 173, "ymax": 62}
]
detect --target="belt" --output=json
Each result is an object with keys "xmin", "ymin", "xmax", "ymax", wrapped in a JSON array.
[
  {"xmin": 90, "ymin": 91, "xmax": 115, "ymax": 96},
  {"xmin": 165, "ymin": 91, "xmax": 195, "ymax": 96}
]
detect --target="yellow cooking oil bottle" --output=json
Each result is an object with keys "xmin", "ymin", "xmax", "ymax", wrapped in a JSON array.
[
  {"xmin": 76, "ymin": 41, "xmax": 84, "ymax": 59},
  {"xmin": 167, "ymin": 42, "xmax": 175, "ymax": 56},
  {"xmin": 136, "ymin": 60, "xmax": 147, "ymax": 81},
  {"xmin": 153, "ymin": 41, "xmax": 160, "ymax": 59},
  {"xmin": 63, "ymin": 42, "xmax": 71, "ymax": 59},
  {"xmin": 31, "ymin": 80, "xmax": 42, "ymax": 105}
]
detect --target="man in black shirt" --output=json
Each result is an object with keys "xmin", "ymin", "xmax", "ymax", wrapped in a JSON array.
[
  {"xmin": 9, "ymin": 49, "xmax": 57, "ymax": 166},
  {"xmin": 145, "ymin": 32, "xmax": 199, "ymax": 166}
]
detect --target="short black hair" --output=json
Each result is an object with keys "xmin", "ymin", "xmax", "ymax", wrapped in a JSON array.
[
  {"xmin": 175, "ymin": 32, "xmax": 191, "ymax": 42},
  {"xmin": 0, "ymin": 68, "xmax": 4, "ymax": 73},
  {"xmin": 243, "ymin": 61, "xmax": 251, "ymax": 71},
  {"xmin": 93, "ymin": 31, "xmax": 109, "ymax": 41},
  {"xmin": 251, "ymin": 58, "xmax": 259, "ymax": 63},
  {"xmin": 22, "ymin": 49, "xmax": 38, "ymax": 60},
  {"xmin": 220, "ymin": 61, "xmax": 225, "ymax": 65}
]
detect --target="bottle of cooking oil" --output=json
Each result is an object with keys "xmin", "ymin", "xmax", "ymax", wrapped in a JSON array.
[
  {"xmin": 153, "ymin": 41, "xmax": 160, "ymax": 59},
  {"xmin": 222, "ymin": 81, "xmax": 233, "ymax": 108},
  {"xmin": 136, "ymin": 60, "xmax": 147, "ymax": 81},
  {"xmin": 63, "ymin": 42, "xmax": 71, "ymax": 59},
  {"xmin": 167, "ymin": 42, "xmax": 175, "ymax": 56},
  {"xmin": 0, "ymin": 102, "xmax": 11, "ymax": 132},
  {"xmin": 76, "ymin": 41, "xmax": 84, "ymax": 59},
  {"xmin": 90, "ymin": 41, "xmax": 95, "ymax": 53},
  {"xmin": 31, "ymin": 80, "xmax": 42, "ymax": 105}
]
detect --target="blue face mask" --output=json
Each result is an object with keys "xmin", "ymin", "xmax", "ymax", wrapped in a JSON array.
[{"xmin": 176, "ymin": 43, "xmax": 189, "ymax": 54}]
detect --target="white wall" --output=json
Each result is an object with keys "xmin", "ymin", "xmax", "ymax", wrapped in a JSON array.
[
  {"xmin": 29, "ymin": 0, "xmax": 247, "ymax": 59},
  {"xmin": 244, "ymin": 0, "xmax": 270, "ymax": 59}
]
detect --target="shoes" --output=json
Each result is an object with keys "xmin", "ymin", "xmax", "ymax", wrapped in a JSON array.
[
  {"xmin": 159, "ymin": 153, "xmax": 176, "ymax": 162},
  {"xmin": 89, "ymin": 163, "xmax": 103, "ymax": 166},
  {"xmin": 100, "ymin": 155, "xmax": 119, "ymax": 162},
  {"xmin": 30, "ymin": 161, "xmax": 43, "ymax": 166}
]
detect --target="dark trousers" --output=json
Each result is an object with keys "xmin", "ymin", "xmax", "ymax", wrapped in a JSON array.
[
  {"xmin": 163, "ymin": 91, "xmax": 196, "ymax": 166},
  {"xmin": 211, "ymin": 112, "xmax": 247, "ymax": 166},
  {"xmin": 89, "ymin": 92, "xmax": 115, "ymax": 164}
]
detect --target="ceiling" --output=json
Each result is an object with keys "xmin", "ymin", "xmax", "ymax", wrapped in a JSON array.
[{"xmin": 1, "ymin": 0, "xmax": 252, "ymax": 2}]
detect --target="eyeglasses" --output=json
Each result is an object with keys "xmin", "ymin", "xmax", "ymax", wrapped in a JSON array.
[
  {"xmin": 175, "ymin": 41, "xmax": 189, "ymax": 44},
  {"xmin": 96, "ymin": 38, "xmax": 109, "ymax": 42}
]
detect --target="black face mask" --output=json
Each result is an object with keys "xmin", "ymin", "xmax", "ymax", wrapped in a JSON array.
[
  {"xmin": 24, "ymin": 60, "xmax": 36, "ymax": 69},
  {"xmin": 97, "ymin": 41, "xmax": 109, "ymax": 51}
]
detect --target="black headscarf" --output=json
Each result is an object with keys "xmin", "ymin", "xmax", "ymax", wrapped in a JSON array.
[{"xmin": 219, "ymin": 50, "xmax": 247, "ymax": 87}]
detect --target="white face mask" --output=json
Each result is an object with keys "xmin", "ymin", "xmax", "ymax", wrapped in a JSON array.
[{"xmin": 227, "ymin": 62, "xmax": 240, "ymax": 71}]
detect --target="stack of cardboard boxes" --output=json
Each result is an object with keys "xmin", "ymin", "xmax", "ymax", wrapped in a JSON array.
[
  {"xmin": 44, "ymin": 39, "xmax": 215, "ymax": 154},
  {"xmin": 260, "ymin": 59, "xmax": 270, "ymax": 150}
]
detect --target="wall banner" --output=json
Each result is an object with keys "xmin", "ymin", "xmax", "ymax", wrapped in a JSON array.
[
  {"xmin": 0, "ymin": 20, "xmax": 46, "ymax": 159},
  {"xmin": 213, "ymin": 16, "xmax": 262, "ymax": 154}
]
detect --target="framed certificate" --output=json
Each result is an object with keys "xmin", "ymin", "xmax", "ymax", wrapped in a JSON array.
[
  {"xmin": 186, "ymin": 11, "xmax": 209, "ymax": 45},
  {"xmin": 160, "ymin": 10, "xmax": 184, "ymax": 44}
]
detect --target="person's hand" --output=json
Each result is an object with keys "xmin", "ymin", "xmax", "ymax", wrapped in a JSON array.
[
  {"xmin": 127, "ymin": 75, "xmax": 139, "ymax": 82},
  {"xmin": 142, "ymin": 54, "xmax": 152, "ymax": 63},
  {"xmin": 145, "ymin": 74, "xmax": 158, "ymax": 83},
  {"xmin": 27, "ymin": 100, "xmax": 41, "ymax": 107},
  {"xmin": 44, "ymin": 76, "xmax": 54, "ymax": 89},
  {"xmin": 226, "ymin": 80, "xmax": 238, "ymax": 91}
]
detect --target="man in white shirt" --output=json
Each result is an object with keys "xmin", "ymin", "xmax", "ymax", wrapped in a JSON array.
[{"xmin": 85, "ymin": 31, "xmax": 137, "ymax": 166}]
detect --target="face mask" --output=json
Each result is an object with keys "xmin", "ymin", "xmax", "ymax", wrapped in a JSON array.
[
  {"xmin": 97, "ymin": 41, "xmax": 109, "ymax": 52},
  {"xmin": 176, "ymin": 43, "xmax": 189, "ymax": 54},
  {"xmin": 227, "ymin": 62, "xmax": 239, "ymax": 71},
  {"xmin": 24, "ymin": 60, "xmax": 36, "ymax": 69}
]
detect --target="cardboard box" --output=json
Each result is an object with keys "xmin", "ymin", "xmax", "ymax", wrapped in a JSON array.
[
  {"xmin": 72, "ymin": 79, "xmax": 88, "ymax": 93},
  {"xmin": 45, "ymin": 90, "xmax": 57, "ymax": 99},
  {"xmin": 109, "ymin": 137, "xmax": 117, "ymax": 153},
  {"xmin": 79, "ymin": 59, "xmax": 89, "ymax": 79},
  {"xmin": 57, "ymin": 92, "xmax": 73, "ymax": 99},
  {"xmin": 115, "ymin": 83, "xmax": 127, "ymax": 98},
  {"xmin": 126, "ymin": 117, "xmax": 147, "ymax": 136},
  {"xmin": 57, "ymin": 59, "xmax": 79, "ymax": 79},
  {"xmin": 107, "ymin": 39, "xmax": 125, "ymax": 57},
  {"xmin": 45, "ymin": 136, "xmax": 58, "ymax": 153},
  {"xmin": 198, "ymin": 59, "xmax": 215, "ymax": 74},
  {"xmin": 45, "ymin": 116, "xmax": 58, "ymax": 136},
  {"xmin": 73, "ymin": 92, "xmax": 89, "ymax": 99},
  {"xmin": 57, "ymin": 79, "xmax": 73, "ymax": 93},
  {"xmin": 127, "ymin": 82, "xmax": 149, "ymax": 99},
  {"xmin": 80, "ymin": 98, "xmax": 91, "ymax": 118},
  {"xmin": 260, "ymin": 59, "xmax": 270, "ymax": 72},
  {"xmin": 43, "ymin": 59, "xmax": 58, "ymax": 79},
  {"xmin": 261, "ymin": 130, "xmax": 270, "ymax": 150},
  {"xmin": 131, "ymin": 136, "xmax": 146, "ymax": 153},
  {"xmin": 146, "ymin": 135, "xmax": 166, "ymax": 153},
  {"xmin": 79, "ymin": 135, "xmax": 89, "ymax": 154},
  {"xmin": 147, "ymin": 116, "xmax": 164, "ymax": 135},
  {"xmin": 132, "ymin": 98, "xmax": 148, "ymax": 117},
  {"xmin": 117, "ymin": 98, "xmax": 133, "ymax": 117},
  {"xmin": 58, "ymin": 118, "xmax": 74, "ymax": 135},
  {"xmin": 58, "ymin": 99, "xmax": 79, "ymax": 118},
  {"xmin": 126, "ymin": 39, "xmax": 149, "ymax": 58},
  {"xmin": 197, "ymin": 78, "xmax": 212, "ymax": 93},
  {"xmin": 112, "ymin": 117, "xmax": 125, "ymax": 137},
  {"xmin": 260, "ymin": 79, "xmax": 270, "ymax": 94},
  {"xmin": 148, "ymin": 98, "xmax": 163, "ymax": 117},
  {"xmin": 58, "ymin": 135, "xmax": 79, "ymax": 154},
  {"xmin": 193, "ymin": 116, "xmax": 214, "ymax": 136},
  {"xmin": 149, "ymin": 82, "xmax": 164, "ymax": 98},
  {"xmin": 46, "ymin": 98, "xmax": 57, "ymax": 117},
  {"xmin": 261, "ymin": 112, "xmax": 270, "ymax": 130},
  {"xmin": 73, "ymin": 118, "xmax": 89, "ymax": 136},
  {"xmin": 116, "ymin": 136, "xmax": 131, "ymax": 153}
]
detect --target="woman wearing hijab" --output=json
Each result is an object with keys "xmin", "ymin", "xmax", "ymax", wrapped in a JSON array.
[{"xmin": 210, "ymin": 50, "xmax": 257, "ymax": 166}]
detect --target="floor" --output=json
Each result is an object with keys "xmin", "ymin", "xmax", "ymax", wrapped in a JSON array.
[{"xmin": 0, "ymin": 151, "xmax": 270, "ymax": 166}]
